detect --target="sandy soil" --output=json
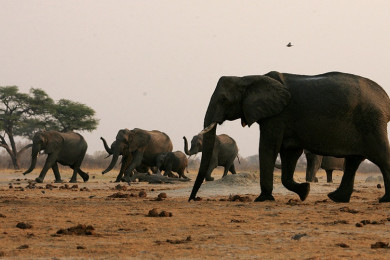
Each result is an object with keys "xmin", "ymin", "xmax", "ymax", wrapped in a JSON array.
[{"xmin": 1, "ymin": 168, "xmax": 390, "ymax": 259}]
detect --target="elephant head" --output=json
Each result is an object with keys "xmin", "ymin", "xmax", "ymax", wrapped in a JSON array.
[
  {"xmin": 183, "ymin": 135, "xmax": 203, "ymax": 156},
  {"xmin": 189, "ymin": 75, "xmax": 290, "ymax": 200},
  {"xmin": 102, "ymin": 128, "xmax": 151, "ymax": 174},
  {"xmin": 155, "ymin": 152, "xmax": 168, "ymax": 171},
  {"xmin": 23, "ymin": 131, "xmax": 64, "ymax": 175}
]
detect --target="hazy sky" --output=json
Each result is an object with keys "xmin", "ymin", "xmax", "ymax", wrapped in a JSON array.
[{"xmin": 1, "ymin": 1, "xmax": 390, "ymax": 157}]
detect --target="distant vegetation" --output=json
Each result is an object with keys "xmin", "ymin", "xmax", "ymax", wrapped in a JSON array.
[{"xmin": 0, "ymin": 86, "xmax": 99, "ymax": 169}]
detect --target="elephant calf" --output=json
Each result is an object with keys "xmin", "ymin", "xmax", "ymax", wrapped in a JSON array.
[
  {"xmin": 156, "ymin": 151, "xmax": 189, "ymax": 179},
  {"xmin": 23, "ymin": 130, "xmax": 89, "ymax": 183}
]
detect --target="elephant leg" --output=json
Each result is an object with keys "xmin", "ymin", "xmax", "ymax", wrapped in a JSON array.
[
  {"xmin": 326, "ymin": 170, "xmax": 333, "ymax": 183},
  {"xmin": 205, "ymin": 159, "xmax": 218, "ymax": 181},
  {"xmin": 123, "ymin": 151, "xmax": 143, "ymax": 182},
  {"xmin": 78, "ymin": 169, "xmax": 89, "ymax": 182},
  {"xmin": 305, "ymin": 153, "xmax": 322, "ymax": 182},
  {"xmin": 51, "ymin": 163, "xmax": 63, "ymax": 183},
  {"xmin": 229, "ymin": 164, "xmax": 237, "ymax": 174},
  {"xmin": 280, "ymin": 147, "xmax": 309, "ymax": 201},
  {"xmin": 328, "ymin": 156, "xmax": 364, "ymax": 202},
  {"xmin": 36, "ymin": 154, "xmax": 57, "ymax": 183},
  {"xmin": 222, "ymin": 167, "xmax": 229, "ymax": 177},
  {"xmin": 115, "ymin": 159, "xmax": 127, "ymax": 182},
  {"xmin": 255, "ymin": 127, "xmax": 283, "ymax": 202}
]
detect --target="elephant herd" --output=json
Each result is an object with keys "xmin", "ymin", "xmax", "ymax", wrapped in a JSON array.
[
  {"xmin": 22, "ymin": 71, "xmax": 390, "ymax": 203},
  {"xmin": 22, "ymin": 128, "xmax": 240, "ymax": 185}
]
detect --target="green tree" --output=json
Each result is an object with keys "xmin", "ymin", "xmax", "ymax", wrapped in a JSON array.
[{"xmin": 0, "ymin": 86, "xmax": 99, "ymax": 169}]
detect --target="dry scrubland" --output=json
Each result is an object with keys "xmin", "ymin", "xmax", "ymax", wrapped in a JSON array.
[{"xmin": 1, "ymin": 168, "xmax": 390, "ymax": 259}]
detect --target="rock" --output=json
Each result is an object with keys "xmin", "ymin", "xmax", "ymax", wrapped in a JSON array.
[
  {"xmin": 115, "ymin": 184, "xmax": 127, "ymax": 191},
  {"xmin": 336, "ymin": 243, "xmax": 349, "ymax": 248},
  {"xmin": 228, "ymin": 195, "xmax": 252, "ymax": 202},
  {"xmin": 56, "ymin": 224, "xmax": 96, "ymax": 236},
  {"xmin": 371, "ymin": 242, "xmax": 389, "ymax": 249},
  {"xmin": 16, "ymin": 222, "xmax": 32, "ymax": 229},
  {"xmin": 377, "ymin": 184, "xmax": 382, "ymax": 189},
  {"xmin": 159, "ymin": 211, "xmax": 173, "ymax": 217},
  {"xmin": 77, "ymin": 245, "xmax": 86, "ymax": 249},
  {"xmin": 17, "ymin": 244, "xmax": 29, "ymax": 250},
  {"xmin": 356, "ymin": 223, "xmax": 363, "ymax": 227},
  {"xmin": 148, "ymin": 208, "xmax": 160, "ymax": 217},
  {"xmin": 292, "ymin": 233, "xmax": 307, "ymax": 240},
  {"xmin": 158, "ymin": 193, "xmax": 167, "ymax": 199},
  {"xmin": 139, "ymin": 190, "xmax": 147, "ymax": 198},
  {"xmin": 0, "ymin": 213, "xmax": 6, "ymax": 218}
]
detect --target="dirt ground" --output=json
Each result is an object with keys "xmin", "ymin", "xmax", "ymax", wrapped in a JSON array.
[{"xmin": 1, "ymin": 168, "xmax": 390, "ymax": 259}]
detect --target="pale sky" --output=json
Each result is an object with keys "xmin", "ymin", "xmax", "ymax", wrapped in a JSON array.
[{"xmin": 1, "ymin": 1, "xmax": 390, "ymax": 157}]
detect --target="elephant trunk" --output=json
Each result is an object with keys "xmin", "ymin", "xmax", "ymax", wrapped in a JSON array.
[
  {"xmin": 100, "ymin": 137, "xmax": 112, "ymax": 154},
  {"xmin": 189, "ymin": 123, "xmax": 217, "ymax": 201},
  {"xmin": 23, "ymin": 144, "xmax": 40, "ymax": 175},
  {"xmin": 102, "ymin": 146, "xmax": 120, "ymax": 174},
  {"xmin": 183, "ymin": 136, "xmax": 191, "ymax": 155}
]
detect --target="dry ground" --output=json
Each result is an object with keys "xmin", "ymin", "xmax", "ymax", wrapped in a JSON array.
[{"xmin": 1, "ymin": 168, "xmax": 390, "ymax": 259}]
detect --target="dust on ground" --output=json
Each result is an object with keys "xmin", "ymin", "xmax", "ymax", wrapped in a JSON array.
[{"xmin": 1, "ymin": 168, "xmax": 390, "ymax": 259}]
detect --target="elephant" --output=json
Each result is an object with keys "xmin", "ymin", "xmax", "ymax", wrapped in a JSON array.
[
  {"xmin": 100, "ymin": 137, "xmax": 155, "ymax": 182},
  {"xmin": 305, "ymin": 151, "xmax": 345, "ymax": 183},
  {"xmin": 155, "ymin": 151, "xmax": 189, "ymax": 179},
  {"xmin": 23, "ymin": 130, "xmax": 89, "ymax": 183},
  {"xmin": 102, "ymin": 128, "xmax": 173, "ymax": 182},
  {"xmin": 183, "ymin": 134, "xmax": 239, "ymax": 180},
  {"xmin": 189, "ymin": 71, "xmax": 390, "ymax": 203}
]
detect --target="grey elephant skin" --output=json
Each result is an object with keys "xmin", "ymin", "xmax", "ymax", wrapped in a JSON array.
[
  {"xmin": 100, "ymin": 137, "xmax": 155, "ymax": 182},
  {"xmin": 156, "ymin": 151, "xmax": 189, "ymax": 179},
  {"xmin": 23, "ymin": 130, "xmax": 89, "ymax": 183},
  {"xmin": 189, "ymin": 71, "xmax": 390, "ymax": 203},
  {"xmin": 183, "ymin": 134, "xmax": 239, "ymax": 180},
  {"xmin": 305, "ymin": 151, "xmax": 345, "ymax": 183},
  {"xmin": 102, "ymin": 128, "xmax": 173, "ymax": 182}
]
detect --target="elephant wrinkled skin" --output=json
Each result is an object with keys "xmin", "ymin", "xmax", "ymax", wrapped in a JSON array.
[
  {"xmin": 190, "ymin": 71, "xmax": 390, "ymax": 203},
  {"xmin": 23, "ymin": 131, "xmax": 89, "ymax": 183},
  {"xmin": 155, "ymin": 151, "xmax": 189, "ymax": 179}
]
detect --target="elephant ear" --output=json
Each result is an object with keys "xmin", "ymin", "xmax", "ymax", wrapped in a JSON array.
[
  {"xmin": 45, "ymin": 132, "xmax": 64, "ymax": 154},
  {"xmin": 129, "ymin": 129, "xmax": 151, "ymax": 152},
  {"xmin": 242, "ymin": 75, "xmax": 291, "ymax": 126}
]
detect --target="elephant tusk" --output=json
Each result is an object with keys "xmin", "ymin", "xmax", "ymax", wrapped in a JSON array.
[{"xmin": 198, "ymin": 122, "xmax": 217, "ymax": 135}]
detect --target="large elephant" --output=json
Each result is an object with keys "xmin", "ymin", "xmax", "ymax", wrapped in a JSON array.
[
  {"xmin": 183, "ymin": 134, "xmax": 239, "ymax": 180},
  {"xmin": 23, "ymin": 131, "xmax": 89, "ymax": 183},
  {"xmin": 102, "ymin": 128, "xmax": 173, "ymax": 182},
  {"xmin": 100, "ymin": 137, "xmax": 155, "ymax": 182},
  {"xmin": 305, "ymin": 151, "xmax": 345, "ymax": 183},
  {"xmin": 155, "ymin": 151, "xmax": 189, "ymax": 179},
  {"xmin": 189, "ymin": 71, "xmax": 390, "ymax": 203}
]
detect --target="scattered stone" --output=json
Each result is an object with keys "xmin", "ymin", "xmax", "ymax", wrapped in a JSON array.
[
  {"xmin": 194, "ymin": 197, "xmax": 202, "ymax": 201},
  {"xmin": 77, "ymin": 245, "xmax": 86, "ymax": 249},
  {"xmin": 166, "ymin": 236, "xmax": 192, "ymax": 244},
  {"xmin": 158, "ymin": 193, "xmax": 167, "ymax": 199},
  {"xmin": 46, "ymin": 184, "xmax": 56, "ymax": 190},
  {"xmin": 336, "ymin": 243, "xmax": 350, "ymax": 248},
  {"xmin": 107, "ymin": 192, "xmax": 135, "ymax": 198},
  {"xmin": 16, "ymin": 222, "xmax": 32, "ymax": 229},
  {"xmin": 9, "ymin": 185, "xmax": 13, "ymax": 189},
  {"xmin": 148, "ymin": 208, "xmax": 172, "ymax": 217},
  {"xmin": 148, "ymin": 208, "xmax": 160, "ymax": 217},
  {"xmin": 27, "ymin": 233, "xmax": 35, "ymax": 238},
  {"xmin": 56, "ymin": 224, "xmax": 96, "ymax": 236},
  {"xmin": 371, "ymin": 242, "xmax": 389, "ymax": 249},
  {"xmin": 356, "ymin": 223, "xmax": 363, "ymax": 227},
  {"xmin": 231, "ymin": 219, "xmax": 247, "ymax": 223},
  {"xmin": 361, "ymin": 220, "xmax": 371, "ymax": 225},
  {"xmin": 115, "ymin": 184, "xmax": 127, "ymax": 191},
  {"xmin": 286, "ymin": 199, "xmax": 299, "ymax": 206},
  {"xmin": 377, "ymin": 184, "xmax": 382, "ymax": 189},
  {"xmin": 314, "ymin": 199, "xmax": 328, "ymax": 204},
  {"xmin": 0, "ymin": 251, "xmax": 4, "ymax": 257},
  {"xmin": 0, "ymin": 213, "xmax": 6, "ymax": 218},
  {"xmin": 139, "ymin": 190, "xmax": 147, "ymax": 198},
  {"xmin": 71, "ymin": 185, "xmax": 79, "ymax": 189},
  {"xmin": 339, "ymin": 206, "xmax": 359, "ymax": 214},
  {"xmin": 228, "ymin": 195, "xmax": 252, "ymax": 202},
  {"xmin": 80, "ymin": 187, "xmax": 90, "ymax": 192},
  {"xmin": 292, "ymin": 233, "xmax": 307, "ymax": 240},
  {"xmin": 41, "ymin": 191, "xmax": 45, "ymax": 194},
  {"xmin": 17, "ymin": 244, "xmax": 29, "ymax": 250},
  {"xmin": 25, "ymin": 182, "xmax": 36, "ymax": 189}
]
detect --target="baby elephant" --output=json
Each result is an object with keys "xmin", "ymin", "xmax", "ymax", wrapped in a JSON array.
[{"xmin": 156, "ymin": 151, "xmax": 189, "ymax": 179}]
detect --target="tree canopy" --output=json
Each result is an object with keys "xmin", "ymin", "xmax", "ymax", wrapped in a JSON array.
[{"xmin": 0, "ymin": 86, "xmax": 99, "ymax": 169}]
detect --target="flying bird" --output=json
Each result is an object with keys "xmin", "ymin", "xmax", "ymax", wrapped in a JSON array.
[{"xmin": 286, "ymin": 42, "xmax": 293, "ymax": 47}]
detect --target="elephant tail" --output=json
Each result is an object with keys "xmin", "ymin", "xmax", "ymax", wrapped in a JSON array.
[{"xmin": 236, "ymin": 155, "xmax": 241, "ymax": 164}]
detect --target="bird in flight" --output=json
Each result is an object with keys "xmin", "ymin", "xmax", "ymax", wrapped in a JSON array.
[{"xmin": 286, "ymin": 42, "xmax": 293, "ymax": 47}]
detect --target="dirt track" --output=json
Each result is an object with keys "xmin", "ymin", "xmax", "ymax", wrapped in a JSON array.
[{"xmin": 1, "ymin": 169, "xmax": 390, "ymax": 259}]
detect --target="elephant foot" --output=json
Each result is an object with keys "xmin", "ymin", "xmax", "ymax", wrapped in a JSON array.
[
  {"xmin": 35, "ymin": 177, "xmax": 43, "ymax": 183},
  {"xmin": 54, "ymin": 179, "xmax": 63, "ymax": 183},
  {"xmin": 254, "ymin": 193, "xmax": 275, "ymax": 202},
  {"xmin": 121, "ymin": 176, "xmax": 131, "ymax": 183},
  {"xmin": 314, "ymin": 177, "xmax": 319, "ymax": 183},
  {"xmin": 297, "ymin": 183, "xmax": 310, "ymax": 201},
  {"xmin": 328, "ymin": 190, "xmax": 351, "ymax": 203},
  {"xmin": 327, "ymin": 180, "xmax": 333, "ymax": 183},
  {"xmin": 82, "ymin": 174, "xmax": 89, "ymax": 183},
  {"xmin": 379, "ymin": 194, "xmax": 390, "ymax": 203},
  {"xmin": 114, "ymin": 179, "xmax": 121, "ymax": 183},
  {"xmin": 205, "ymin": 176, "xmax": 214, "ymax": 181},
  {"xmin": 69, "ymin": 179, "xmax": 77, "ymax": 183}
]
